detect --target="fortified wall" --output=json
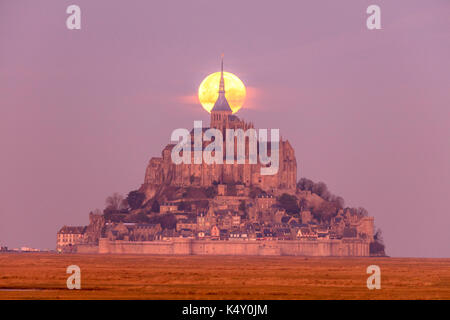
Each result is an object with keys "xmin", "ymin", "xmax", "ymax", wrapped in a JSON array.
[{"xmin": 98, "ymin": 238, "xmax": 370, "ymax": 256}]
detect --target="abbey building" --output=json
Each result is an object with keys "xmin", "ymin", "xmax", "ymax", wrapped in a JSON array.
[{"xmin": 141, "ymin": 59, "xmax": 297, "ymax": 200}]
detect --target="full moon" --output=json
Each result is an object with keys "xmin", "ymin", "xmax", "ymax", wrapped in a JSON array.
[{"xmin": 198, "ymin": 71, "xmax": 246, "ymax": 114}]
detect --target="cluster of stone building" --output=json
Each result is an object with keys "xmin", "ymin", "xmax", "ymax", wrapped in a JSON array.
[
  {"xmin": 57, "ymin": 187, "xmax": 374, "ymax": 253},
  {"xmin": 158, "ymin": 192, "xmax": 373, "ymax": 242}
]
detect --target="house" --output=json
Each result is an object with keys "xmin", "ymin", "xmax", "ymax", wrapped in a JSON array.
[
  {"xmin": 174, "ymin": 213, "xmax": 189, "ymax": 221},
  {"xmin": 235, "ymin": 184, "xmax": 245, "ymax": 196},
  {"xmin": 273, "ymin": 210, "xmax": 287, "ymax": 224},
  {"xmin": 218, "ymin": 213, "xmax": 233, "ymax": 229},
  {"xmin": 56, "ymin": 226, "xmax": 86, "ymax": 252},
  {"xmin": 229, "ymin": 230, "xmax": 248, "ymax": 240},
  {"xmin": 217, "ymin": 184, "xmax": 227, "ymax": 196},
  {"xmin": 160, "ymin": 202, "xmax": 178, "ymax": 213},
  {"xmin": 274, "ymin": 227, "xmax": 291, "ymax": 240},
  {"xmin": 219, "ymin": 229, "xmax": 229, "ymax": 240},
  {"xmin": 210, "ymin": 225, "xmax": 220, "ymax": 239},
  {"xmin": 130, "ymin": 223, "xmax": 162, "ymax": 241},
  {"xmin": 255, "ymin": 232, "xmax": 263, "ymax": 240},
  {"xmin": 180, "ymin": 229, "xmax": 194, "ymax": 238},
  {"xmin": 231, "ymin": 214, "xmax": 241, "ymax": 227},
  {"xmin": 105, "ymin": 223, "xmax": 132, "ymax": 241},
  {"xmin": 297, "ymin": 227, "xmax": 317, "ymax": 239},
  {"xmin": 196, "ymin": 213, "xmax": 209, "ymax": 230},
  {"xmin": 263, "ymin": 228, "xmax": 274, "ymax": 240},
  {"xmin": 161, "ymin": 228, "xmax": 178, "ymax": 240},
  {"xmin": 176, "ymin": 218, "xmax": 197, "ymax": 231},
  {"xmin": 288, "ymin": 219, "xmax": 301, "ymax": 228},
  {"xmin": 252, "ymin": 223, "xmax": 262, "ymax": 232},
  {"xmin": 256, "ymin": 194, "xmax": 276, "ymax": 211},
  {"xmin": 316, "ymin": 227, "xmax": 329, "ymax": 240}
]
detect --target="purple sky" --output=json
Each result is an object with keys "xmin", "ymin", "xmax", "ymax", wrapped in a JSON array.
[{"xmin": 1, "ymin": 0, "xmax": 449, "ymax": 257}]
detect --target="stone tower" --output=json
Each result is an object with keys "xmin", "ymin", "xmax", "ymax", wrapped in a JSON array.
[{"xmin": 210, "ymin": 55, "xmax": 233, "ymax": 132}]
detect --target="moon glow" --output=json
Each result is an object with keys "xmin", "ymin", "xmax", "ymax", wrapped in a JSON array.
[{"xmin": 198, "ymin": 71, "xmax": 246, "ymax": 114}]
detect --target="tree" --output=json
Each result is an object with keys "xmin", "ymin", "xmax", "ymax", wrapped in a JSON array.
[
  {"xmin": 313, "ymin": 201, "xmax": 338, "ymax": 223},
  {"xmin": 249, "ymin": 187, "xmax": 266, "ymax": 199},
  {"xmin": 178, "ymin": 201, "xmax": 191, "ymax": 211},
  {"xmin": 105, "ymin": 192, "xmax": 125, "ymax": 211},
  {"xmin": 374, "ymin": 228, "xmax": 384, "ymax": 243},
  {"xmin": 312, "ymin": 182, "xmax": 330, "ymax": 200},
  {"xmin": 159, "ymin": 214, "xmax": 177, "ymax": 229},
  {"xmin": 126, "ymin": 190, "xmax": 145, "ymax": 210},
  {"xmin": 136, "ymin": 212, "xmax": 149, "ymax": 223},
  {"xmin": 103, "ymin": 206, "xmax": 125, "ymax": 222},
  {"xmin": 329, "ymin": 196, "xmax": 345, "ymax": 211},
  {"xmin": 297, "ymin": 178, "xmax": 314, "ymax": 191},
  {"xmin": 278, "ymin": 193, "xmax": 300, "ymax": 214},
  {"xmin": 370, "ymin": 228, "xmax": 386, "ymax": 255},
  {"xmin": 103, "ymin": 208, "xmax": 114, "ymax": 221},
  {"xmin": 298, "ymin": 178, "xmax": 342, "ymax": 202},
  {"xmin": 357, "ymin": 207, "xmax": 369, "ymax": 217},
  {"xmin": 299, "ymin": 198, "xmax": 308, "ymax": 211},
  {"xmin": 151, "ymin": 199, "xmax": 160, "ymax": 213},
  {"xmin": 369, "ymin": 241, "xmax": 385, "ymax": 255}
]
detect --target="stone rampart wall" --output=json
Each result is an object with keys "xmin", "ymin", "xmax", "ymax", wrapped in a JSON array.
[{"xmin": 98, "ymin": 238, "xmax": 370, "ymax": 256}]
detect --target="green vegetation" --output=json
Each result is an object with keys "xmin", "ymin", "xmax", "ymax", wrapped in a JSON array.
[
  {"xmin": 297, "ymin": 178, "xmax": 344, "ymax": 209},
  {"xmin": 178, "ymin": 201, "xmax": 191, "ymax": 211},
  {"xmin": 126, "ymin": 190, "xmax": 145, "ymax": 210},
  {"xmin": 103, "ymin": 210, "xmax": 126, "ymax": 222},
  {"xmin": 249, "ymin": 186, "xmax": 266, "ymax": 199},
  {"xmin": 370, "ymin": 229, "xmax": 386, "ymax": 255},
  {"xmin": 105, "ymin": 192, "xmax": 128, "ymax": 213},
  {"xmin": 181, "ymin": 187, "xmax": 210, "ymax": 199},
  {"xmin": 278, "ymin": 193, "xmax": 300, "ymax": 214},
  {"xmin": 149, "ymin": 213, "xmax": 177, "ymax": 230},
  {"xmin": 151, "ymin": 199, "xmax": 160, "ymax": 213},
  {"xmin": 136, "ymin": 212, "xmax": 150, "ymax": 223},
  {"xmin": 312, "ymin": 201, "xmax": 339, "ymax": 223}
]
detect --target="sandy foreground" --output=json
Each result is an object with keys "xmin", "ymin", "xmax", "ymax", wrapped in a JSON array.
[{"xmin": 0, "ymin": 253, "xmax": 449, "ymax": 299}]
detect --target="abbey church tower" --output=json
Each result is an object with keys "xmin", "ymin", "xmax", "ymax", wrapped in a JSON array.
[{"xmin": 210, "ymin": 55, "xmax": 232, "ymax": 132}]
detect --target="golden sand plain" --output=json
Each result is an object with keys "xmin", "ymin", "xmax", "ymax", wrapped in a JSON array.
[{"xmin": 0, "ymin": 253, "xmax": 449, "ymax": 299}]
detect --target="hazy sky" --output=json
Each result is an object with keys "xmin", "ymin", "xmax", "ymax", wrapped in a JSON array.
[{"xmin": 1, "ymin": 0, "xmax": 449, "ymax": 257}]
